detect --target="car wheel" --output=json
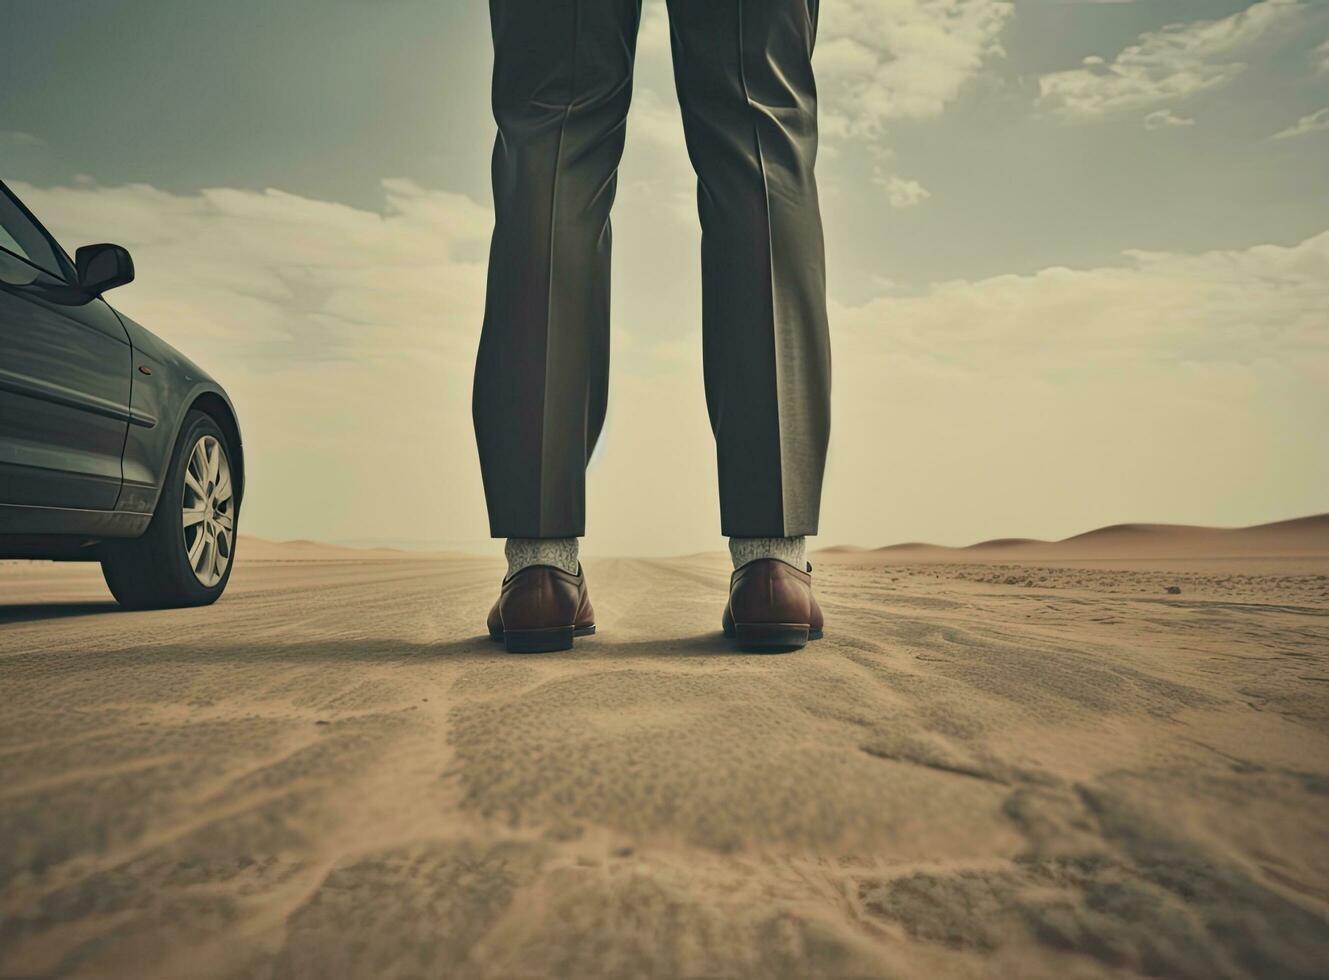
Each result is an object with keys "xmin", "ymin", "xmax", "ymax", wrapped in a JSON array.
[{"xmin": 101, "ymin": 410, "xmax": 239, "ymax": 609}]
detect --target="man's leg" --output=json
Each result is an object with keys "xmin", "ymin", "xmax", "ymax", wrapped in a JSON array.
[
  {"xmin": 664, "ymin": 0, "xmax": 831, "ymax": 556},
  {"xmin": 477, "ymin": 0, "xmax": 641, "ymax": 651},
  {"xmin": 474, "ymin": 0, "xmax": 644, "ymax": 553}
]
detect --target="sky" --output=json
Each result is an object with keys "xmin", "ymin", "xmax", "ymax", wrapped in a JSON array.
[{"xmin": 3, "ymin": 0, "xmax": 1327, "ymax": 555}]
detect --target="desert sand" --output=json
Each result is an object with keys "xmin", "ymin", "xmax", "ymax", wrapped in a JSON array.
[{"xmin": 1, "ymin": 519, "xmax": 1328, "ymax": 978}]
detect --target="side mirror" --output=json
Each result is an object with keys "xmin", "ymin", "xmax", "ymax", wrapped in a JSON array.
[{"xmin": 75, "ymin": 243, "xmax": 134, "ymax": 294}]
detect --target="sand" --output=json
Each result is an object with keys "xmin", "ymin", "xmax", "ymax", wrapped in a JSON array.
[{"xmin": 1, "ymin": 522, "xmax": 1327, "ymax": 978}]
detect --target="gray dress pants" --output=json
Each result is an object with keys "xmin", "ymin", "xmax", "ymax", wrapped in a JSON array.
[{"xmin": 473, "ymin": 0, "xmax": 830, "ymax": 539}]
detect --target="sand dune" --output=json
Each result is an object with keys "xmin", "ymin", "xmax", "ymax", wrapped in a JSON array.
[
  {"xmin": 235, "ymin": 535, "xmax": 452, "ymax": 562},
  {"xmin": 1, "ymin": 538, "xmax": 1327, "ymax": 977},
  {"xmin": 824, "ymin": 513, "xmax": 1329, "ymax": 561}
]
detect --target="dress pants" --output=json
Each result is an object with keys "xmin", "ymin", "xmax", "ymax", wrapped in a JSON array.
[{"xmin": 473, "ymin": 0, "xmax": 830, "ymax": 539}]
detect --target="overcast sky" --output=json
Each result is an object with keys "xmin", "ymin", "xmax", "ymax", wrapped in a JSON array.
[{"xmin": 3, "ymin": 0, "xmax": 1327, "ymax": 554}]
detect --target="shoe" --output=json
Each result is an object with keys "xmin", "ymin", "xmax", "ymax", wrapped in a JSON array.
[
  {"xmin": 722, "ymin": 559, "xmax": 824, "ymax": 652},
  {"xmin": 487, "ymin": 564, "xmax": 596, "ymax": 653}
]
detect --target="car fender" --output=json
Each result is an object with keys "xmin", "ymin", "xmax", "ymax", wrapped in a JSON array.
[{"xmin": 113, "ymin": 312, "xmax": 244, "ymax": 518}]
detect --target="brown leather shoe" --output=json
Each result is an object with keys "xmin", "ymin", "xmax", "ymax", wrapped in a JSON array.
[
  {"xmin": 487, "ymin": 564, "xmax": 596, "ymax": 653},
  {"xmin": 722, "ymin": 559, "xmax": 824, "ymax": 652}
]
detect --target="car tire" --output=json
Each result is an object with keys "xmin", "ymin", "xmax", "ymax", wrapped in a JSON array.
[{"xmin": 101, "ymin": 410, "xmax": 239, "ymax": 609}]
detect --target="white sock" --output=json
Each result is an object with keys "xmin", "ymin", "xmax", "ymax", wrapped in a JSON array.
[
  {"xmin": 505, "ymin": 537, "xmax": 579, "ymax": 578},
  {"xmin": 729, "ymin": 536, "xmax": 806, "ymax": 571}
]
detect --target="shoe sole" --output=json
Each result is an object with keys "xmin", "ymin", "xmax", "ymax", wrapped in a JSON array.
[
  {"xmin": 727, "ymin": 623, "xmax": 824, "ymax": 653},
  {"xmin": 490, "ymin": 624, "xmax": 596, "ymax": 654}
]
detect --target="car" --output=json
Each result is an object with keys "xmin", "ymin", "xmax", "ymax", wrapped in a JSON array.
[{"xmin": 0, "ymin": 178, "xmax": 244, "ymax": 608}]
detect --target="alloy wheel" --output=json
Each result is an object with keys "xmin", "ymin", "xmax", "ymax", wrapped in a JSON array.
[{"xmin": 181, "ymin": 434, "xmax": 234, "ymax": 587}]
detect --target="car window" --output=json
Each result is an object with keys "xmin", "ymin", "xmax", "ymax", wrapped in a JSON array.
[
  {"xmin": 0, "ymin": 222, "xmax": 28, "ymax": 261},
  {"xmin": 0, "ymin": 185, "xmax": 70, "ymax": 279}
]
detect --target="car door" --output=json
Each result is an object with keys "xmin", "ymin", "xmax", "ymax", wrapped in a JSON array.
[{"xmin": 0, "ymin": 183, "xmax": 132, "ymax": 511}]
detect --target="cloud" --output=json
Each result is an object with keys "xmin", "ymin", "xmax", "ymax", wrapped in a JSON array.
[
  {"xmin": 874, "ymin": 172, "xmax": 931, "ymax": 208},
  {"xmin": 12, "ymin": 179, "xmax": 1327, "ymax": 552},
  {"xmin": 835, "ymin": 231, "xmax": 1329, "ymax": 372},
  {"xmin": 627, "ymin": 86, "xmax": 685, "ymax": 151},
  {"xmin": 620, "ymin": 86, "xmax": 697, "ymax": 225},
  {"xmin": 1037, "ymin": 0, "xmax": 1304, "ymax": 120},
  {"xmin": 624, "ymin": 1, "xmax": 1011, "ymax": 209},
  {"xmin": 14, "ymin": 179, "xmax": 495, "ymax": 547},
  {"xmin": 822, "ymin": 227, "xmax": 1329, "ymax": 545},
  {"xmin": 630, "ymin": 1, "xmax": 1013, "ymax": 148},
  {"xmin": 1271, "ymin": 106, "xmax": 1329, "ymax": 139},
  {"xmin": 1143, "ymin": 108, "xmax": 1195, "ymax": 130},
  {"xmin": 17, "ymin": 179, "xmax": 491, "ymax": 363},
  {"xmin": 815, "ymin": 0, "xmax": 1013, "ymax": 138},
  {"xmin": 0, "ymin": 130, "xmax": 45, "ymax": 147}
]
